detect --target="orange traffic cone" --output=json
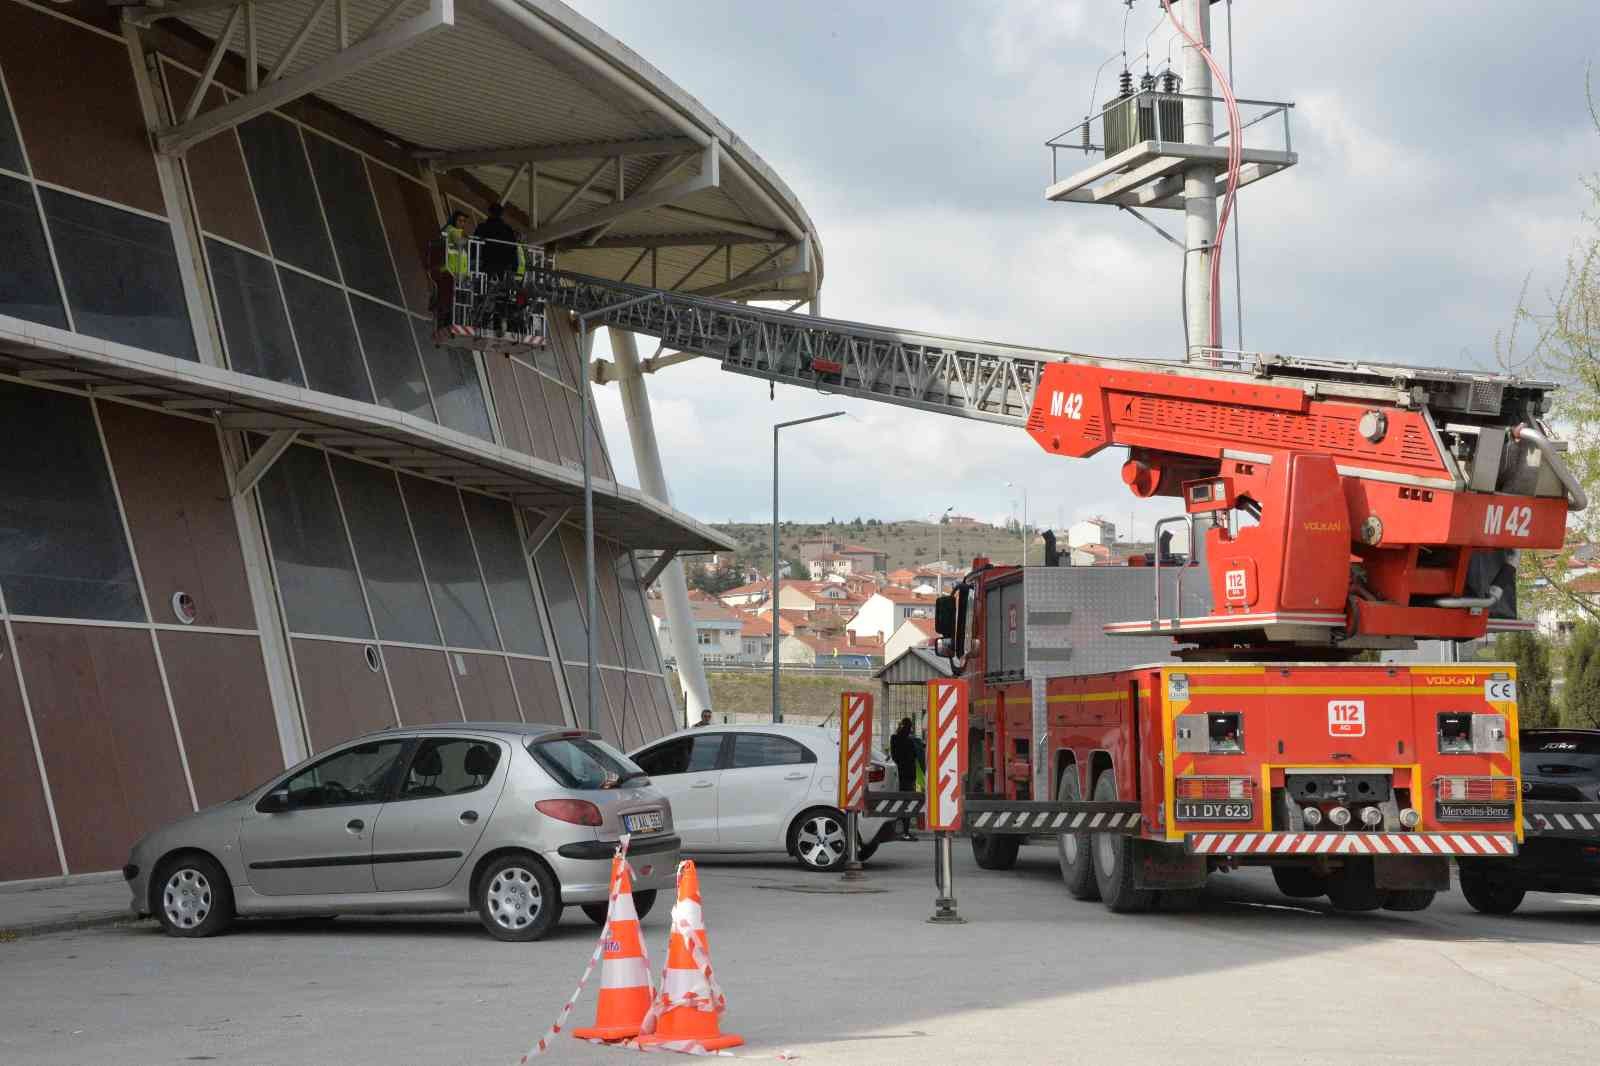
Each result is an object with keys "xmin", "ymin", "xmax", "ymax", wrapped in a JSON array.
[
  {"xmin": 571, "ymin": 855, "xmax": 653, "ymax": 1042},
  {"xmin": 636, "ymin": 861, "xmax": 743, "ymax": 1052}
]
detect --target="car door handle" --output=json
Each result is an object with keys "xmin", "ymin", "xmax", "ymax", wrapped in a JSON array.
[
  {"xmin": 784, "ymin": 772, "xmax": 807, "ymax": 780},
  {"xmin": 690, "ymin": 781, "xmax": 714, "ymax": 789},
  {"xmin": 459, "ymin": 810, "xmax": 479, "ymax": 824},
  {"xmin": 345, "ymin": 818, "xmax": 364, "ymax": 833}
]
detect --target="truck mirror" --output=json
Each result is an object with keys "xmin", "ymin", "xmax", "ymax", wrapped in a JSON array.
[
  {"xmin": 952, "ymin": 585, "xmax": 969, "ymax": 658},
  {"xmin": 934, "ymin": 594, "xmax": 957, "ymax": 638}
]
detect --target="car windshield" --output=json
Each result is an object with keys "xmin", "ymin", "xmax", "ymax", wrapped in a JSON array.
[
  {"xmin": 528, "ymin": 735, "xmax": 645, "ymax": 789},
  {"xmin": 1524, "ymin": 732, "xmax": 1600, "ymax": 756}
]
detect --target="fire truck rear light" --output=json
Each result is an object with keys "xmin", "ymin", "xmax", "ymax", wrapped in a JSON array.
[
  {"xmin": 1302, "ymin": 806, "xmax": 1323, "ymax": 827},
  {"xmin": 1175, "ymin": 776, "xmax": 1255, "ymax": 801},
  {"xmin": 1399, "ymin": 807, "xmax": 1421, "ymax": 828},
  {"xmin": 868, "ymin": 764, "xmax": 885, "ymax": 785},
  {"xmin": 1327, "ymin": 805, "xmax": 1352, "ymax": 827},
  {"xmin": 1435, "ymin": 776, "xmax": 1515, "ymax": 802}
]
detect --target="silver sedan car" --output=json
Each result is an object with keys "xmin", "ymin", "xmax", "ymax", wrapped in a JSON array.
[{"xmin": 124, "ymin": 723, "xmax": 678, "ymax": 941}]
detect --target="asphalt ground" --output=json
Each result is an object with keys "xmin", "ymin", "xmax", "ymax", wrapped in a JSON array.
[{"xmin": 3, "ymin": 842, "xmax": 1599, "ymax": 1066}]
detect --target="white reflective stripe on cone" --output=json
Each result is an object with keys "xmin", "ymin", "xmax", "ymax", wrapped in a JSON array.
[
  {"xmin": 600, "ymin": 955, "xmax": 652, "ymax": 990},
  {"xmin": 661, "ymin": 965, "xmax": 714, "ymax": 1003},
  {"xmin": 677, "ymin": 899, "xmax": 704, "ymax": 930},
  {"xmin": 610, "ymin": 894, "xmax": 639, "ymax": 922}
]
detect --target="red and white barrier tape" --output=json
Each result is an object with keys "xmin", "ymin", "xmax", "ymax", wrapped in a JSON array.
[{"xmin": 519, "ymin": 835, "xmax": 642, "ymax": 1062}]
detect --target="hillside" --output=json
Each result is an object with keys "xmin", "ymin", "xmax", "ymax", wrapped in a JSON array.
[{"xmin": 709, "ymin": 518, "xmax": 1035, "ymax": 574}]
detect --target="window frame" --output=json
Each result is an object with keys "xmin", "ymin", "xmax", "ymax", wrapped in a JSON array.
[
  {"xmin": 258, "ymin": 737, "xmax": 412, "ymax": 813},
  {"xmin": 389, "ymin": 735, "xmax": 505, "ymax": 803},
  {"xmin": 724, "ymin": 732, "xmax": 816, "ymax": 771},
  {"xmin": 632, "ymin": 732, "xmax": 729, "ymax": 777}
]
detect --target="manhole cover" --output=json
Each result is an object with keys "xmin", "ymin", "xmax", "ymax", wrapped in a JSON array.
[{"xmin": 754, "ymin": 882, "xmax": 889, "ymax": 895}]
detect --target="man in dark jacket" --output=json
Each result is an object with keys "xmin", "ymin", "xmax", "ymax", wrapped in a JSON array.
[
  {"xmin": 473, "ymin": 203, "xmax": 519, "ymax": 278},
  {"xmin": 890, "ymin": 717, "xmax": 920, "ymax": 841}
]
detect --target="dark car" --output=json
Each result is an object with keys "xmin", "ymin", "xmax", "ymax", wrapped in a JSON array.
[{"xmin": 1458, "ymin": 728, "xmax": 1600, "ymax": 915}]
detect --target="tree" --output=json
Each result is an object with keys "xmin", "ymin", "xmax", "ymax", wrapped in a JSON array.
[
  {"xmin": 1562, "ymin": 622, "xmax": 1600, "ymax": 727},
  {"xmin": 1516, "ymin": 73, "xmax": 1600, "ymax": 625},
  {"xmin": 1483, "ymin": 631, "xmax": 1555, "ymax": 727},
  {"xmin": 687, "ymin": 562, "xmax": 742, "ymax": 596}
]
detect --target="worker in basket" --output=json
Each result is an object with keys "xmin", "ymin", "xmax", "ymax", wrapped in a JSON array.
[
  {"xmin": 432, "ymin": 209, "xmax": 470, "ymax": 330},
  {"xmin": 472, "ymin": 203, "xmax": 529, "ymax": 333}
]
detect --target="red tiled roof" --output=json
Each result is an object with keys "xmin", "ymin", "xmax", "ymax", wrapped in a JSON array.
[{"xmin": 1568, "ymin": 572, "xmax": 1600, "ymax": 595}]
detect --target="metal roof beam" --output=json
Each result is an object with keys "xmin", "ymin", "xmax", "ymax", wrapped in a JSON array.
[
  {"xmin": 423, "ymin": 136, "xmax": 696, "ymax": 169},
  {"xmin": 153, "ymin": 0, "xmax": 454, "ymax": 156},
  {"xmin": 579, "ymin": 151, "xmax": 693, "ymax": 246},
  {"xmin": 575, "ymin": 233, "xmax": 777, "ymax": 251},
  {"xmin": 230, "ymin": 428, "xmax": 298, "ymax": 497},
  {"xmin": 124, "ymin": 0, "xmax": 296, "ymax": 24},
  {"xmin": 523, "ymin": 142, "xmax": 718, "ymax": 247}
]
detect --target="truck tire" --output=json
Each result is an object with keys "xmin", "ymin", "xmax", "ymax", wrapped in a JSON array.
[
  {"xmin": 1325, "ymin": 857, "xmax": 1383, "ymax": 912},
  {"xmin": 1381, "ymin": 889, "xmax": 1436, "ymax": 912},
  {"xmin": 1271, "ymin": 865, "xmax": 1329, "ymax": 899},
  {"xmin": 971, "ymin": 832, "xmax": 1021, "ymax": 870},
  {"xmin": 1090, "ymin": 770, "xmax": 1153, "ymax": 913},
  {"xmin": 1458, "ymin": 861, "xmax": 1526, "ymax": 916},
  {"xmin": 1056, "ymin": 768, "xmax": 1098, "ymax": 900}
]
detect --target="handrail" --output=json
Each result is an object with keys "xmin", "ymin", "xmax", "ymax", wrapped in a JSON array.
[
  {"xmin": 1512, "ymin": 424, "xmax": 1588, "ymax": 512},
  {"xmin": 1151, "ymin": 514, "xmax": 1197, "ymax": 632}
]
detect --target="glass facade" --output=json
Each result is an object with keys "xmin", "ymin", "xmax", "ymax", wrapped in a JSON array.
[{"xmin": 0, "ymin": 4, "xmax": 681, "ymax": 881}]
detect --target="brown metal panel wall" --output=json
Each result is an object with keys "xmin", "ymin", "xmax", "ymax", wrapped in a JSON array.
[
  {"xmin": 453, "ymin": 652, "xmax": 520, "ymax": 722},
  {"xmin": 0, "ymin": 644, "xmax": 61, "ymax": 880},
  {"xmin": 512, "ymin": 362, "xmax": 560, "ymax": 465},
  {"xmin": 290, "ymin": 637, "xmax": 394, "ymax": 753},
  {"xmin": 540, "ymin": 376, "xmax": 581, "ymax": 466},
  {"xmin": 368, "ymin": 164, "xmax": 438, "ymax": 317},
  {"xmin": 96, "ymin": 402, "xmax": 256, "ymax": 630},
  {"xmin": 509, "ymin": 658, "xmax": 565, "ymax": 727},
  {"xmin": 627, "ymin": 672, "xmax": 671, "ymax": 746},
  {"xmin": 572, "ymin": 387, "xmax": 614, "ymax": 480},
  {"xmin": 0, "ymin": 4, "xmax": 164, "ymax": 215},
  {"xmin": 565, "ymin": 664, "xmax": 620, "ymax": 745},
  {"xmin": 160, "ymin": 65, "xmax": 267, "ymax": 253},
  {"xmin": 484, "ymin": 355, "xmax": 531, "ymax": 457},
  {"xmin": 559, "ymin": 527, "xmax": 622, "ymax": 665},
  {"xmin": 382, "ymin": 644, "xmax": 460, "ymax": 726},
  {"xmin": 157, "ymin": 630, "xmax": 280, "ymax": 809},
  {"xmin": 601, "ymin": 668, "xmax": 644, "ymax": 751},
  {"xmin": 13, "ymin": 623, "xmax": 190, "ymax": 873}
]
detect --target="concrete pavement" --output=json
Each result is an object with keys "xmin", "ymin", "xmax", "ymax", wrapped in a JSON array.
[
  {"xmin": 3, "ymin": 843, "xmax": 1599, "ymax": 1065},
  {"xmin": 0, "ymin": 875, "xmax": 141, "ymax": 938}
]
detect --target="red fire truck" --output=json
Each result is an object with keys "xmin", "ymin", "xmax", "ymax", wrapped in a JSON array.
[{"xmin": 914, "ymin": 355, "xmax": 1580, "ymax": 913}]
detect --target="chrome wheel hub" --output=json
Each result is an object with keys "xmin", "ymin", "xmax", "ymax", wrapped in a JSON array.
[
  {"xmin": 163, "ymin": 868, "xmax": 212, "ymax": 930},
  {"xmin": 487, "ymin": 867, "xmax": 542, "ymax": 930},
  {"xmin": 796, "ymin": 815, "xmax": 845, "ymax": 868}
]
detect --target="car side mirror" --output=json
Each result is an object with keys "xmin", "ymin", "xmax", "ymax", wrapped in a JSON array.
[
  {"xmin": 258, "ymin": 788, "xmax": 291, "ymax": 814},
  {"xmin": 934, "ymin": 594, "xmax": 956, "ymax": 638}
]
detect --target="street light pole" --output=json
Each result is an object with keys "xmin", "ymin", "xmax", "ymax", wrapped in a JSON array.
[
  {"xmin": 772, "ymin": 411, "xmax": 846, "ymax": 723},
  {"xmin": 576, "ymin": 292, "xmax": 662, "ymax": 736},
  {"xmin": 936, "ymin": 504, "xmax": 953, "ymax": 585},
  {"xmin": 1006, "ymin": 482, "xmax": 1029, "ymax": 566}
]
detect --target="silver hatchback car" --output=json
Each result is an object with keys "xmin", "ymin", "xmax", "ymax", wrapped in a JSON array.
[{"xmin": 124, "ymin": 723, "xmax": 678, "ymax": 941}]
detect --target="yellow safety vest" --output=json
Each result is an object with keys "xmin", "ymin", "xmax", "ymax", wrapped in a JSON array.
[{"xmin": 442, "ymin": 225, "xmax": 467, "ymax": 277}]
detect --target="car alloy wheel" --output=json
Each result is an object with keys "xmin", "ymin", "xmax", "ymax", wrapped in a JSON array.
[
  {"xmin": 795, "ymin": 811, "xmax": 846, "ymax": 870},
  {"xmin": 486, "ymin": 866, "xmax": 543, "ymax": 932},
  {"xmin": 162, "ymin": 867, "xmax": 213, "ymax": 931}
]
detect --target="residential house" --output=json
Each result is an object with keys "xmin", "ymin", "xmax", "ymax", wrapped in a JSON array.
[
  {"xmin": 738, "ymin": 611, "xmax": 778, "ymax": 664},
  {"xmin": 839, "ymin": 544, "xmax": 888, "ymax": 572},
  {"xmin": 947, "ymin": 514, "xmax": 983, "ymax": 529},
  {"xmin": 884, "ymin": 617, "xmax": 938, "ymax": 663},
  {"xmin": 799, "ymin": 537, "xmax": 841, "ymax": 562},
  {"xmin": 719, "ymin": 579, "xmax": 771, "ymax": 608},
  {"xmin": 806, "ymin": 552, "xmax": 854, "ymax": 581},
  {"xmin": 887, "ymin": 567, "xmax": 919, "ymax": 586},
  {"xmin": 776, "ymin": 633, "xmax": 882, "ymax": 670},
  {"xmin": 1068, "ymin": 517, "xmax": 1118, "ymax": 549},
  {"xmin": 846, "ymin": 587, "xmax": 940, "ymax": 643},
  {"xmin": 650, "ymin": 596, "xmax": 744, "ymax": 665}
]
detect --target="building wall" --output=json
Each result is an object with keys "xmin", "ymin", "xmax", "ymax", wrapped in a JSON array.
[{"xmin": 0, "ymin": 1, "xmax": 676, "ymax": 881}]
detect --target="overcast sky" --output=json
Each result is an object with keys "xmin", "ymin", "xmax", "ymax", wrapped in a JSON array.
[{"xmin": 569, "ymin": 0, "xmax": 1599, "ymax": 542}]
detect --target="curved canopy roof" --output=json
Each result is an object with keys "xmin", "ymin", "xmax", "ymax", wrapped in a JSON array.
[{"xmin": 140, "ymin": 0, "xmax": 822, "ymax": 302}]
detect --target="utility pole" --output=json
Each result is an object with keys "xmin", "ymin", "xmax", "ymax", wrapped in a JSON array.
[
  {"xmin": 935, "ymin": 505, "xmax": 953, "ymax": 574},
  {"xmin": 1180, "ymin": 0, "xmax": 1217, "ymax": 362}
]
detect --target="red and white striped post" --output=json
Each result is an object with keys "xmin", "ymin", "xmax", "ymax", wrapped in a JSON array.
[
  {"xmin": 838, "ymin": 691, "xmax": 873, "ymax": 881},
  {"xmin": 926, "ymin": 678, "xmax": 969, "ymax": 923}
]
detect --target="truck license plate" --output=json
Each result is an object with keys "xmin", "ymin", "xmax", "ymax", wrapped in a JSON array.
[
  {"xmin": 624, "ymin": 810, "xmax": 664, "ymax": 833},
  {"xmin": 1174, "ymin": 801, "xmax": 1253, "ymax": 822}
]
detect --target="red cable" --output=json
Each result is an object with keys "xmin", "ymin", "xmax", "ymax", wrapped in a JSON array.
[{"xmin": 1160, "ymin": 0, "xmax": 1242, "ymax": 364}]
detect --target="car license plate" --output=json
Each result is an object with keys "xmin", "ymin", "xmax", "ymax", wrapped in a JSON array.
[
  {"xmin": 624, "ymin": 810, "xmax": 663, "ymax": 833},
  {"xmin": 1174, "ymin": 800, "xmax": 1253, "ymax": 822}
]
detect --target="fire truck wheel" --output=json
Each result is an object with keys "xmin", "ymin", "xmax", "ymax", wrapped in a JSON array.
[
  {"xmin": 1090, "ymin": 770, "xmax": 1154, "ymax": 913},
  {"xmin": 1271, "ymin": 865, "xmax": 1330, "ymax": 899},
  {"xmin": 971, "ymin": 833, "xmax": 1021, "ymax": 870},
  {"xmin": 1457, "ymin": 862, "xmax": 1526, "ymax": 915},
  {"xmin": 1055, "ymin": 769, "xmax": 1099, "ymax": 900},
  {"xmin": 1380, "ymin": 889, "xmax": 1436, "ymax": 912},
  {"xmin": 1325, "ymin": 858, "xmax": 1383, "ymax": 912}
]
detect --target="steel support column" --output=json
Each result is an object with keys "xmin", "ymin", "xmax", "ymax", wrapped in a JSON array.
[{"xmin": 608, "ymin": 326, "xmax": 709, "ymax": 725}]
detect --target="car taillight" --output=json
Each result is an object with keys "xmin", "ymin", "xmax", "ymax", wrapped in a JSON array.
[
  {"xmin": 1435, "ymin": 776, "xmax": 1516, "ymax": 802},
  {"xmin": 868, "ymin": 765, "xmax": 886, "ymax": 784},
  {"xmin": 536, "ymin": 799, "xmax": 602, "ymax": 826},
  {"xmin": 1175, "ymin": 776, "xmax": 1255, "ymax": 801}
]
